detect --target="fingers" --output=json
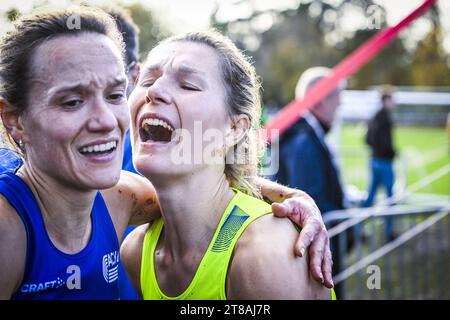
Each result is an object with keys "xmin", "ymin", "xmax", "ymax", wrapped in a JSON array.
[
  {"xmin": 273, "ymin": 198, "xmax": 303, "ymax": 225},
  {"xmin": 294, "ymin": 219, "xmax": 320, "ymax": 257},
  {"xmin": 274, "ymin": 196, "xmax": 322, "ymax": 228},
  {"xmin": 309, "ymin": 228, "xmax": 334, "ymax": 288},
  {"xmin": 271, "ymin": 202, "xmax": 290, "ymax": 218},
  {"xmin": 307, "ymin": 228, "xmax": 326, "ymax": 284},
  {"xmin": 322, "ymin": 247, "xmax": 334, "ymax": 289}
]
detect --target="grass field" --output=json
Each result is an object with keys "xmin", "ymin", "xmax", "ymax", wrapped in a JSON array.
[{"xmin": 339, "ymin": 123, "xmax": 449, "ymax": 196}]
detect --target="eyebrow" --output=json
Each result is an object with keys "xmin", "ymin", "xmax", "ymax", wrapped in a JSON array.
[
  {"xmin": 140, "ymin": 63, "xmax": 207, "ymax": 88},
  {"xmin": 49, "ymin": 77, "xmax": 127, "ymax": 95},
  {"xmin": 177, "ymin": 65, "xmax": 206, "ymax": 76},
  {"xmin": 142, "ymin": 64, "xmax": 205, "ymax": 76}
]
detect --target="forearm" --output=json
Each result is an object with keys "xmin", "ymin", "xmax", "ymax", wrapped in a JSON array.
[
  {"xmin": 255, "ymin": 176, "xmax": 310, "ymax": 203},
  {"xmin": 104, "ymin": 171, "xmax": 161, "ymax": 227}
]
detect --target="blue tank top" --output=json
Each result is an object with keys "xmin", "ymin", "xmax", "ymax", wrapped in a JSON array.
[{"xmin": 0, "ymin": 172, "xmax": 120, "ymax": 300}]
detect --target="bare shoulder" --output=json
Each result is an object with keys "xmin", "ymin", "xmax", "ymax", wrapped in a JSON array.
[
  {"xmin": 0, "ymin": 194, "xmax": 27, "ymax": 299},
  {"xmin": 120, "ymin": 223, "xmax": 151, "ymax": 297},
  {"xmin": 227, "ymin": 214, "xmax": 331, "ymax": 300},
  {"xmin": 121, "ymin": 223, "xmax": 149, "ymax": 259},
  {"xmin": 101, "ymin": 171, "xmax": 158, "ymax": 240}
]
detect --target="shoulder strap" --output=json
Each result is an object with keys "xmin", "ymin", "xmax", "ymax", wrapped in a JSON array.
[{"xmin": 140, "ymin": 219, "xmax": 164, "ymax": 299}]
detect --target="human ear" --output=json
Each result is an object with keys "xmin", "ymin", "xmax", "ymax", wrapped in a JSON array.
[
  {"xmin": 225, "ymin": 114, "xmax": 250, "ymax": 148},
  {"xmin": 132, "ymin": 63, "xmax": 141, "ymax": 85},
  {"xmin": 0, "ymin": 98, "xmax": 26, "ymax": 145}
]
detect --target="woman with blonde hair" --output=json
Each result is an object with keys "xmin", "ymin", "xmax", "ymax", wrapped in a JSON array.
[{"xmin": 122, "ymin": 30, "xmax": 334, "ymax": 299}]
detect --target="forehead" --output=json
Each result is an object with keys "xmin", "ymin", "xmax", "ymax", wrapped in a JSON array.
[
  {"xmin": 30, "ymin": 33, "xmax": 125, "ymax": 85},
  {"xmin": 144, "ymin": 41, "xmax": 221, "ymax": 75}
]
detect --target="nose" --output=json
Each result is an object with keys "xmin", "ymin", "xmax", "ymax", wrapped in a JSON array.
[
  {"xmin": 87, "ymin": 96, "xmax": 118, "ymax": 132},
  {"xmin": 145, "ymin": 77, "xmax": 171, "ymax": 106}
]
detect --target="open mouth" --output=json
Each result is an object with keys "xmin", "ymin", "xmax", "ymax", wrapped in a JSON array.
[
  {"xmin": 140, "ymin": 117, "xmax": 175, "ymax": 143},
  {"xmin": 79, "ymin": 141, "xmax": 117, "ymax": 156}
]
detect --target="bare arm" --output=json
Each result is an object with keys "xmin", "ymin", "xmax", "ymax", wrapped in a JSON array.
[
  {"xmin": 255, "ymin": 177, "xmax": 333, "ymax": 288},
  {"xmin": 120, "ymin": 224, "xmax": 149, "ymax": 298},
  {"xmin": 227, "ymin": 214, "xmax": 331, "ymax": 300},
  {"xmin": 0, "ymin": 196, "xmax": 26, "ymax": 299},
  {"xmin": 101, "ymin": 171, "xmax": 160, "ymax": 241}
]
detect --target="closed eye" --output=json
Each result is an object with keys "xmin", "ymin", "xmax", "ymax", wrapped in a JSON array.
[
  {"xmin": 181, "ymin": 83, "xmax": 200, "ymax": 91},
  {"xmin": 139, "ymin": 80, "xmax": 154, "ymax": 87},
  {"xmin": 139, "ymin": 75, "xmax": 157, "ymax": 87}
]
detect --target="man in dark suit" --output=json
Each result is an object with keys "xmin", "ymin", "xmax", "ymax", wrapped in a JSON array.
[
  {"xmin": 275, "ymin": 67, "xmax": 346, "ymax": 296},
  {"xmin": 276, "ymin": 67, "xmax": 345, "ymax": 215}
]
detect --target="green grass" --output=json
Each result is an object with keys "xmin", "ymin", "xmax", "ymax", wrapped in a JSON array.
[{"xmin": 339, "ymin": 124, "xmax": 449, "ymax": 196}]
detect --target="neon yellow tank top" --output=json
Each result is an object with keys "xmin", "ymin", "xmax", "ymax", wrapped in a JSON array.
[
  {"xmin": 140, "ymin": 189, "xmax": 337, "ymax": 300},
  {"xmin": 140, "ymin": 190, "xmax": 271, "ymax": 300}
]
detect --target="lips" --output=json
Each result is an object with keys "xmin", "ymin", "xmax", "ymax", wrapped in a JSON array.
[
  {"xmin": 139, "ymin": 114, "xmax": 176, "ymax": 143},
  {"xmin": 78, "ymin": 139, "xmax": 118, "ymax": 159}
]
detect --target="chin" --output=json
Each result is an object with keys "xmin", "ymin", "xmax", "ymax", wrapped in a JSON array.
[
  {"xmin": 135, "ymin": 161, "xmax": 170, "ymax": 179},
  {"xmin": 136, "ymin": 157, "xmax": 194, "ymax": 183},
  {"xmin": 91, "ymin": 176, "xmax": 120, "ymax": 190},
  {"xmin": 87, "ymin": 167, "xmax": 121, "ymax": 190}
]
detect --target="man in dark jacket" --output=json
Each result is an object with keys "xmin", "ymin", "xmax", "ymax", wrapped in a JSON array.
[
  {"xmin": 364, "ymin": 86, "xmax": 397, "ymax": 240},
  {"xmin": 275, "ymin": 67, "xmax": 346, "ymax": 296},
  {"xmin": 276, "ymin": 67, "xmax": 345, "ymax": 215}
]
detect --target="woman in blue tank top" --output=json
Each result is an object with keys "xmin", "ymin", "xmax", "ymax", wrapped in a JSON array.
[
  {"xmin": 0, "ymin": 6, "xmax": 332, "ymax": 300},
  {"xmin": 0, "ymin": 7, "xmax": 161, "ymax": 300}
]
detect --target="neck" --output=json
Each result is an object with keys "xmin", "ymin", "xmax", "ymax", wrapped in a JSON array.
[
  {"xmin": 310, "ymin": 110, "xmax": 331, "ymax": 134},
  {"xmin": 151, "ymin": 168, "xmax": 235, "ymax": 260},
  {"xmin": 17, "ymin": 165, "xmax": 96, "ymax": 254}
]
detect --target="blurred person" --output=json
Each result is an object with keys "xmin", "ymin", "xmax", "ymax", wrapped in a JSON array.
[
  {"xmin": 103, "ymin": 5, "xmax": 141, "ymax": 300},
  {"xmin": 103, "ymin": 6, "xmax": 141, "ymax": 175},
  {"xmin": 364, "ymin": 85, "xmax": 397, "ymax": 241},
  {"xmin": 275, "ymin": 67, "xmax": 346, "ymax": 297},
  {"xmin": 276, "ymin": 67, "xmax": 345, "ymax": 216},
  {"xmin": 0, "ymin": 7, "xmax": 334, "ymax": 300},
  {"xmin": 0, "ymin": 6, "xmax": 159, "ymax": 299},
  {"xmin": 0, "ymin": 145, "xmax": 22, "ymax": 173},
  {"xmin": 121, "ymin": 31, "xmax": 334, "ymax": 300}
]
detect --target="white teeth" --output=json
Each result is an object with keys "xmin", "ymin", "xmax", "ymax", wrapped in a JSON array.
[
  {"xmin": 80, "ymin": 141, "xmax": 117, "ymax": 154},
  {"xmin": 142, "ymin": 118, "xmax": 174, "ymax": 132}
]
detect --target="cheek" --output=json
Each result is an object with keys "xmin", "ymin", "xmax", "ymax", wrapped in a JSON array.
[
  {"xmin": 184, "ymin": 107, "xmax": 229, "ymax": 137},
  {"xmin": 29, "ymin": 124, "xmax": 74, "ymax": 155},
  {"xmin": 116, "ymin": 104, "xmax": 130, "ymax": 131},
  {"xmin": 23, "ymin": 110, "xmax": 79, "ymax": 151},
  {"xmin": 199, "ymin": 95, "xmax": 230, "ymax": 125},
  {"xmin": 128, "ymin": 88, "xmax": 145, "ymax": 126}
]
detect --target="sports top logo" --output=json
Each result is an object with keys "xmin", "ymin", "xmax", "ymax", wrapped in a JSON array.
[{"xmin": 102, "ymin": 251, "xmax": 119, "ymax": 284}]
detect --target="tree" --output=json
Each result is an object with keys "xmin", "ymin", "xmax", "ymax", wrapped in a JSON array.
[
  {"xmin": 210, "ymin": 0, "xmax": 449, "ymax": 108},
  {"xmin": 122, "ymin": 3, "xmax": 171, "ymax": 62},
  {"xmin": 5, "ymin": 8, "xmax": 20, "ymax": 22},
  {"xmin": 211, "ymin": 0, "xmax": 387, "ymax": 107},
  {"xmin": 410, "ymin": 25, "xmax": 450, "ymax": 86}
]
